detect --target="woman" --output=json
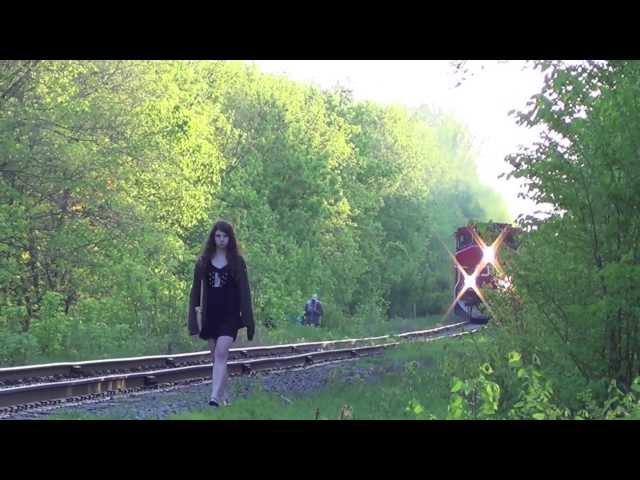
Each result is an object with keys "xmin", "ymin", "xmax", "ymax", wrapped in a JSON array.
[{"xmin": 187, "ymin": 220, "xmax": 255, "ymax": 407}]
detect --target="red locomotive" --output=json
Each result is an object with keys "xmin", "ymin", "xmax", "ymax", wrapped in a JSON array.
[{"xmin": 451, "ymin": 222, "xmax": 519, "ymax": 323}]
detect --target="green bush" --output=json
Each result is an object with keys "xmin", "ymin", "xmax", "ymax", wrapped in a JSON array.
[
  {"xmin": 0, "ymin": 331, "xmax": 40, "ymax": 366},
  {"xmin": 444, "ymin": 350, "xmax": 640, "ymax": 420},
  {"xmin": 29, "ymin": 292, "xmax": 72, "ymax": 357}
]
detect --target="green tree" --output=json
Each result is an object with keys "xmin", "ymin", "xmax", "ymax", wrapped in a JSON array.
[{"xmin": 498, "ymin": 60, "xmax": 640, "ymax": 388}]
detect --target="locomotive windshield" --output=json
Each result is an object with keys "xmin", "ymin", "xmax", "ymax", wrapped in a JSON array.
[{"xmin": 457, "ymin": 231, "xmax": 472, "ymax": 249}]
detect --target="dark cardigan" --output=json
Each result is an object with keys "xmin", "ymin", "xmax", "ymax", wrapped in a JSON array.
[{"xmin": 186, "ymin": 255, "xmax": 255, "ymax": 340}]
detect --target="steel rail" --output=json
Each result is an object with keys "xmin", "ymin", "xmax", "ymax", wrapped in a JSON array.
[
  {"xmin": 0, "ymin": 321, "xmax": 468, "ymax": 385},
  {"xmin": 0, "ymin": 321, "xmax": 477, "ymax": 415}
]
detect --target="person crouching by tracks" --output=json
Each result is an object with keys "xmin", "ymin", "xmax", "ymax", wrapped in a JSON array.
[{"xmin": 187, "ymin": 219, "xmax": 255, "ymax": 407}]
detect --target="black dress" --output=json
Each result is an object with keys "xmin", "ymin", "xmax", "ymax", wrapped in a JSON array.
[{"xmin": 199, "ymin": 260, "xmax": 241, "ymax": 341}]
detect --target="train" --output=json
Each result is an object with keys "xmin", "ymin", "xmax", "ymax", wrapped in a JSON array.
[{"xmin": 452, "ymin": 222, "xmax": 520, "ymax": 324}]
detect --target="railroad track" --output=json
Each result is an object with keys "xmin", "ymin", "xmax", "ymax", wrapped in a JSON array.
[{"xmin": 0, "ymin": 320, "xmax": 480, "ymax": 417}]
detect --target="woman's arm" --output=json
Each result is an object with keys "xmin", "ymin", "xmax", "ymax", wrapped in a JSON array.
[
  {"xmin": 186, "ymin": 261, "xmax": 201, "ymax": 336},
  {"xmin": 238, "ymin": 256, "xmax": 255, "ymax": 340}
]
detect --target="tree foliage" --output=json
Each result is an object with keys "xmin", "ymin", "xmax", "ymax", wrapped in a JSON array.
[
  {"xmin": 0, "ymin": 60, "xmax": 507, "ymax": 364},
  {"xmin": 488, "ymin": 60, "xmax": 640, "ymax": 390}
]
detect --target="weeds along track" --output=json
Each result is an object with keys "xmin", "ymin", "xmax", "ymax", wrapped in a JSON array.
[{"xmin": 0, "ymin": 321, "xmax": 480, "ymax": 417}]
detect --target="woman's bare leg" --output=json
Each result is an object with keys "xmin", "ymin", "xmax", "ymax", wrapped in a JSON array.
[
  {"xmin": 211, "ymin": 335, "xmax": 234, "ymax": 403},
  {"xmin": 208, "ymin": 338, "xmax": 216, "ymax": 399}
]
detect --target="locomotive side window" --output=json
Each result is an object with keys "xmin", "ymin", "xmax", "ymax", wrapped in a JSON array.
[{"xmin": 457, "ymin": 232, "xmax": 471, "ymax": 249}]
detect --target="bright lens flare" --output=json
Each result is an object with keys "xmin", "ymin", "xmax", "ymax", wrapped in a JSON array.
[
  {"xmin": 482, "ymin": 245, "xmax": 495, "ymax": 265},
  {"xmin": 440, "ymin": 240, "xmax": 486, "ymax": 320},
  {"xmin": 470, "ymin": 227, "xmax": 509, "ymax": 275},
  {"xmin": 463, "ymin": 270, "xmax": 477, "ymax": 292},
  {"xmin": 438, "ymin": 229, "xmax": 507, "ymax": 323}
]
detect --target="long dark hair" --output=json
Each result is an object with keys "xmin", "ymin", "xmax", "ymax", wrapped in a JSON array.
[{"xmin": 198, "ymin": 220, "xmax": 242, "ymax": 276}]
